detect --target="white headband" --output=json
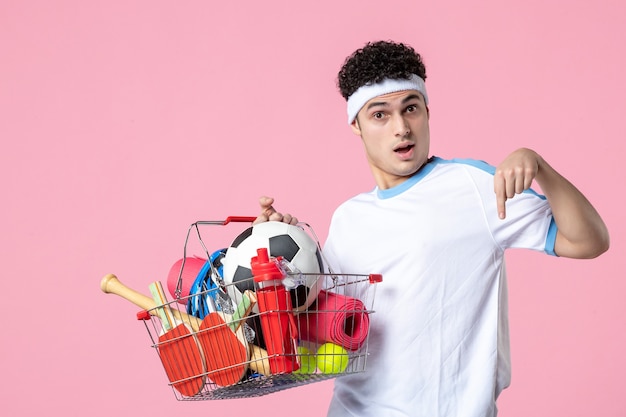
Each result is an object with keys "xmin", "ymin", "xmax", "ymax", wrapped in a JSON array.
[{"xmin": 346, "ymin": 74, "xmax": 429, "ymax": 124}]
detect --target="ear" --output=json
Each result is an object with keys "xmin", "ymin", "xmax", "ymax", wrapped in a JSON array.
[
  {"xmin": 350, "ymin": 118, "xmax": 362, "ymax": 136},
  {"xmin": 426, "ymin": 106, "xmax": 430, "ymax": 119}
]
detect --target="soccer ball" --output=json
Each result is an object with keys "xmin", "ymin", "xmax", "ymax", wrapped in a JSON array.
[{"xmin": 222, "ymin": 221, "xmax": 324, "ymax": 312}]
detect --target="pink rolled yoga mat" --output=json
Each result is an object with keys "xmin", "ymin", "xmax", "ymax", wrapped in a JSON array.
[{"xmin": 298, "ymin": 290, "xmax": 369, "ymax": 351}]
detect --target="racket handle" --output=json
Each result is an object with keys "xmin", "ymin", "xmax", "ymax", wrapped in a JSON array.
[
  {"xmin": 249, "ymin": 344, "xmax": 271, "ymax": 375},
  {"xmin": 101, "ymin": 274, "xmax": 202, "ymax": 331},
  {"xmin": 149, "ymin": 281, "xmax": 175, "ymax": 331}
]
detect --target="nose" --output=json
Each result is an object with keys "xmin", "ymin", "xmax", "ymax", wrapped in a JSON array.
[{"xmin": 392, "ymin": 113, "xmax": 410, "ymax": 137}]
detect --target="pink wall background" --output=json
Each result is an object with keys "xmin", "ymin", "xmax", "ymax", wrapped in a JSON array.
[{"xmin": 1, "ymin": 1, "xmax": 624, "ymax": 415}]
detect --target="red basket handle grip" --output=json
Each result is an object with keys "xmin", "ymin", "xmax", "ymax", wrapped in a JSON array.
[{"xmin": 222, "ymin": 216, "xmax": 257, "ymax": 225}]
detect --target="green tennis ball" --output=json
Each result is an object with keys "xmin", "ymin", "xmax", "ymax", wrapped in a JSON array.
[
  {"xmin": 316, "ymin": 343, "xmax": 349, "ymax": 374},
  {"xmin": 294, "ymin": 346, "xmax": 317, "ymax": 374}
]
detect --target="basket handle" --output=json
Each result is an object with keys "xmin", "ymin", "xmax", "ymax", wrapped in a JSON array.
[{"xmin": 222, "ymin": 216, "xmax": 256, "ymax": 225}]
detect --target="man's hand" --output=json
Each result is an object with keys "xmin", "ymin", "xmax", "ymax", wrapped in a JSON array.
[
  {"xmin": 494, "ymin": 148, "xmax": 542, "ymax": 219},
  {"xmin": 494, "ymin": 148, "xmax": 609, "ymax": 258},
  {"xmin": 253, "ymin": 196, "xmax": 298, "ymax": 225}
]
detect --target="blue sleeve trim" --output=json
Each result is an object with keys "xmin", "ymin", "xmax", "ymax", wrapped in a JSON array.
[
  {"xmin": 445, "ymin": 157, "xmax": 496, "ymax": 174},
  {"xmin": 544, "ymin": 217, "xmax": 558, "ymax": 256}
]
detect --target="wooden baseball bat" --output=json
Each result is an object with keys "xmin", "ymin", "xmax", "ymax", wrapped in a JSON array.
[{"xmin": 101, "ymin": 273, "xmax": 271, "ymax": 375}]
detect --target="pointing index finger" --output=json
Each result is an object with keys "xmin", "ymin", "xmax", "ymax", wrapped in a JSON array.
[{"xmin": 494, "ymin": 174, "xmax": 507, "ymax": 219}]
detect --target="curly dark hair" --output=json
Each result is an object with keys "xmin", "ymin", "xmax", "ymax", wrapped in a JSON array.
[{"xmin": 337, "ymin": 40, "xmax": 427, "ymax": 100}]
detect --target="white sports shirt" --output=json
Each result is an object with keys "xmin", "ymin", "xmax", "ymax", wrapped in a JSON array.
[{"xmin": 324, "ymin": 157, "xmax": 557, "ymax": 417}]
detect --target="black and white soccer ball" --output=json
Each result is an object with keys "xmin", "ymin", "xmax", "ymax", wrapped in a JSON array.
[{"xmin": 222, "ymin": 221, "xmax": 324, "ymax": 312}]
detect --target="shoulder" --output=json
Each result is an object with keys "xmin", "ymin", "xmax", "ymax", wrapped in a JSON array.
[
  {"xmin": 332, "ymin": 189, "xmax": 376, "ymax": 216},
  {"xmin": 433, "ymin": 156, "xmax": 496, "ymax": 175}
]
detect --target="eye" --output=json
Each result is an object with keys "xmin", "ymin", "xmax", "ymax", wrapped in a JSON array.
[
  {"xmin": 373, "ymin": 111, "xmax": 384, "ymax": 119},
  {"xmin": 406, "ymin": 104, "xmax": 418, "ymax": 113}
]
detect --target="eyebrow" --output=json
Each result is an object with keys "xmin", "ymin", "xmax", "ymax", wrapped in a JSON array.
[{"xmin": 365, "ymin": 93, "xmax": 423, "ymax": 111}]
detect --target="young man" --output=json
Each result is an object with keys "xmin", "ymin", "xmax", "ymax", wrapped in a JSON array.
[{"xmin": 256, "ymin": 41, "xmax": 609, "ymax": 416}]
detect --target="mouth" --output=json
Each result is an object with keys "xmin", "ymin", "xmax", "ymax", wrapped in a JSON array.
[{"xmin": 394, "ymin": 143, "xmax": 415, "ymax": 155}]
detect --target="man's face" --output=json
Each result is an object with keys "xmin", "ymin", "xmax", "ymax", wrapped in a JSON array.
[{"xmin": 351, "ymin": 89, "xmax": 430, "ymax": 190}]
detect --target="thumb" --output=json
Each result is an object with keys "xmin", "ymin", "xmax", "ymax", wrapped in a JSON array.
[{"xmin": 259, "ymin": 196, "xmax": 275, "ymax": 209}]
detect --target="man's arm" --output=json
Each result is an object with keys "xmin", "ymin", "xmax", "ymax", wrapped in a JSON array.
[{"xmin": 494, "ymin": 148, "xmax": 609, "ymax": 259}]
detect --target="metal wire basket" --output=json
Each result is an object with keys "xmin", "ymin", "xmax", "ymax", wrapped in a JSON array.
[{"xmin": 137, "ymin": 217, "xmax": 382, "ymax": 400}]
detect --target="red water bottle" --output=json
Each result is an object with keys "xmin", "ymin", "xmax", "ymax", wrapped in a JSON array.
[{"xmin": 251, "ymin": 247, "xmax": 299, "ymax": 374}]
